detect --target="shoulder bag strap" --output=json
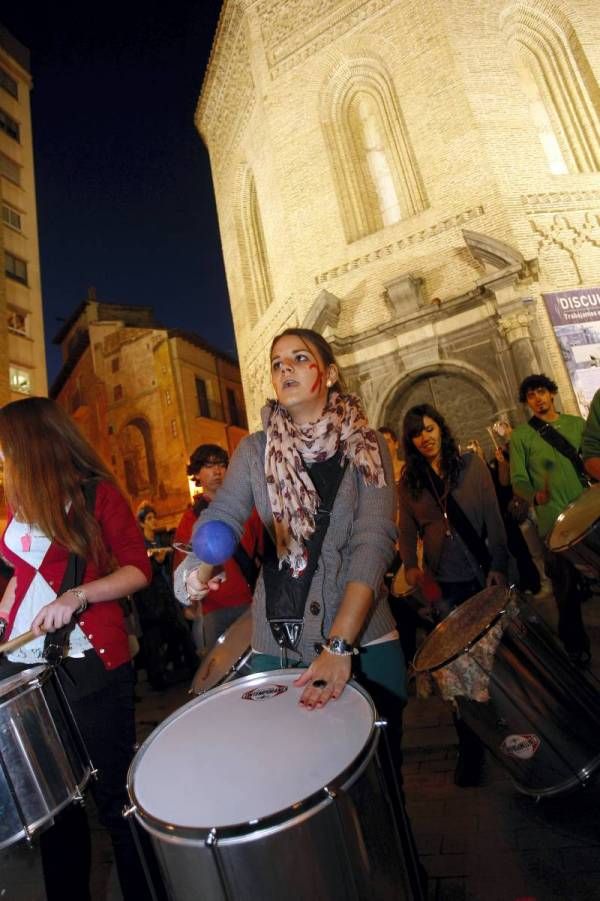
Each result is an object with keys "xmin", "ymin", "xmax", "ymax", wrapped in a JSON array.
[
  {"xmin": 528, "ymin": 416, "xmax": 590, "ymax": 487},
  {"xmin": 426, "ymin": 466, "xmax": 492, "ymax": 575}
]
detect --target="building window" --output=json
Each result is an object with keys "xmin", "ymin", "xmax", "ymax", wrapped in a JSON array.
[
  {"xmin": 226, "ymin": 387, "xmax": 243, "ymax": 427},
  {"xmin": 236, "ymin": 165, "xmax": 274, "ymax": 324},
  {"xmin": 322, "ymin": 56, "xmax": 427, "ymax": 242},
  {"xmin": 111, "ymin": 356, "xmax": 120, "ymax": 373},
  {"xmin": 195, "ymin": 377, "xmax": 210, "ymax": 418},
  {"xmin": 114, "ymin": 384, "xmax": 123, "ymax": 401},
  {"xmin": 2, "ymin": 203, "xmax": 22, "ymax": 231},
  {"xmin": 9, "ymin": 366, "xmax": 31, "ymax": 394},
  {"xmin": 5, "ymin": 251, "xmax": 28, "ymax": 285},
  {"xmin": 502, "ymin": 2, "xmax": 600, "ymax": 174},
  {"xmin": 0, "ymin": 109, "xmax": 19, "ymax": 142},
  {"xmin": 7, "ymin": 308, "xmax": 27, "ymax": 335},
  {"xmin": 0, "ymin": 67, "xmax": 17, "ymax": 99},
  {"xmin": 0, "ymin": 153, "xmax": 20, "ymax": 185},
  {"xmin": 170, "ymin": 419, "xmax": 177, "ymax": 437}
]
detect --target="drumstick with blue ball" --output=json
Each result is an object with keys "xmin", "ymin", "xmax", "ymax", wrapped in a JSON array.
[{"xmin": 190, "ymin": 520, "xmax": 238, "ymax": 584}]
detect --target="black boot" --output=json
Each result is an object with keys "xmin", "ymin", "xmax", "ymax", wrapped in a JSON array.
[{"xmin": 453, "ymin": 714, "xmax": 485, "ymax": 787}]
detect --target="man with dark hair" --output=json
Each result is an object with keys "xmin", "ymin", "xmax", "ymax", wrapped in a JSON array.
[
  {"xmin": 510, "ymin": 374, "xmax": 591, "ymax": 665},
  {"xmin": 174, "ymin": 444, "xmax": 263, "ymax": 653}
]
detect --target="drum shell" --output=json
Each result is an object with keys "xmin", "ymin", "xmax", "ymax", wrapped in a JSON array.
[
  {"xmin": 129, "ymin": 673, "xmax": 417, "ymax": 901},
  {"xmin": 418, "ymin": 594, "xmax": 600, "ymax": 797},
  {"xmin": 0, "ymin": 666, "xmax": 91, "ymax": 848},
  {"xmin": 546, "ymin": 484, "xmax": 600, "ymax": 578},
  {"xmin": 458, "ymin": 608, "xmax": 600, "ymax": 797}
]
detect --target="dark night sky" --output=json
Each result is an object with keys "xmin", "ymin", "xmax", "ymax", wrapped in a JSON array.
[{"xmin": 2, "ymin": 0, "xmax": 232, "ymax": 384}]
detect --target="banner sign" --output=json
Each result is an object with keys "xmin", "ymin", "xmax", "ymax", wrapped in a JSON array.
[{"xmin": 542, "ymin": 288, "xmax": 600, "ymax": 417}]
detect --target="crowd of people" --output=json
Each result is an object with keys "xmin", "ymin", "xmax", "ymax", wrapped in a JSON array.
[{"xmin": 0, "ymin": 329, "xmax": 599, "ymax": 899}]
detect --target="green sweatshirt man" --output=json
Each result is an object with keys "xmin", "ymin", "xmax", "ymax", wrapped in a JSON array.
[{"xmin": 510, "ymin": 413, "xmax": 586, "ymax": 538}]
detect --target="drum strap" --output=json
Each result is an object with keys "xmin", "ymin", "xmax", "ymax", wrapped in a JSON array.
[
  {"xmin": 527, "ymin": 417, "xmax": 591, "ymax": 488},
  {"xmin": 263, "ymin": 452, "xmax": 348, "ymax": 653},
  {"xmin": 43, "ymin": 480, "xmax": 98, "ymax": 667}
]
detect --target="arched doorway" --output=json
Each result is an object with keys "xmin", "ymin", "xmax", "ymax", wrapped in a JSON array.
[
  {"xmin": 383, "ymin": 369, "xmax": 498, "ymax": 456},
  {"xmin": 118, "ymin": 418, "xmax": 157, "ymax": 498}
]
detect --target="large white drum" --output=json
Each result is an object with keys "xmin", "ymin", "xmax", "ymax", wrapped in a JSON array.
[{"xmin": 127, "ymin": 670, "xmax": 420, "ymax": 900}]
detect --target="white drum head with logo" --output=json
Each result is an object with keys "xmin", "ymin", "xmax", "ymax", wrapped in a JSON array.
[{"xmin": 129, "ymin": 670, "xmax": 374, "ymax": 830}]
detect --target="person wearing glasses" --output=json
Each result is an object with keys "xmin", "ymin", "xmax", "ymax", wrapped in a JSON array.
[{"xmin": 173, "ymin": 444, "xmax": 263, "ymax": 653}]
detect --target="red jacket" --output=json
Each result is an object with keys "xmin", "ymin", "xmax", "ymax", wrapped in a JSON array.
[
  {"xmin": 174, "ymin": 503, "xmax": 263, "ymax": 614},
  {"xmin": 1, "ymin": 481, "xmax": 151, "ymax": 670}
]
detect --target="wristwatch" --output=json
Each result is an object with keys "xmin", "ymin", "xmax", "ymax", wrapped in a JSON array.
[{"xmin": 322, "ymin": 635, "xmax": 359, "ymax": 657}]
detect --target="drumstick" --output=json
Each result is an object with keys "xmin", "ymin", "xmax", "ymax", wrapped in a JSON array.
[
  {"xmin": 0, "ymin": 628, "xmax": 37, "ymax": 656},
  {"xmin": 486, "ymin": 426, "xmax": 499, "ymax": 451}
]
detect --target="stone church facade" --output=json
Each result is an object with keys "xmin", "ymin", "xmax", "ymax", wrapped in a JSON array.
[{"xmin": 196, "ymin": 0, "xmax": 600, "ymax": 451}]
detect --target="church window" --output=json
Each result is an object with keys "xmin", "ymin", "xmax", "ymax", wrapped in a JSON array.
[
  {"xmin": 322, "ymin": 58, "xmax": 427, "ymax": 243},
  {"xmin": 502, "ymin": 2, "xmax": 600, "ymax": 174},
  {"xmin": 236, "ymin": 165, "xmax": 274, "ymax": 324}
]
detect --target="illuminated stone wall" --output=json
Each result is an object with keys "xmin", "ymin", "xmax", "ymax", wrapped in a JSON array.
[{"xmin": 197, "ymin": 0, "xmax": 600, "ymax": 450}]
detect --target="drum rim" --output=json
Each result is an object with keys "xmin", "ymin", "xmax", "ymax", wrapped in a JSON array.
[
  {"xmin": 128, "ymin": 670, "xmax": 378, "ymax": 841},
  {"xmin": 0, "ymin": 665, "xmax": 50, "ymax": 706},
  {"xmin": 547, "ymin": 487, "xmax": 600, "ymax": 552},
  {"xmin": 412, "ymin": 588, "xmax": 511, "ymax": 674}
]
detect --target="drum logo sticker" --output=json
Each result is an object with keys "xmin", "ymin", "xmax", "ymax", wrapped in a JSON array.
[
  {"xmin": 500, "ymin": 734, "xmax": 541, "ymax": 760},
  {"xmin": 242, "ymin": 684, "xmax": 288, "ymax": 701}
]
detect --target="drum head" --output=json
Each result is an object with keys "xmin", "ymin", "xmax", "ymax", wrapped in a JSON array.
[
  {"xmin": 413, "ymin": 586, "xmax": 509, "ymax": 673},
  {"xmin": 129, "ymin": 670, "xmax": 375, "ymax": 832},
  {"xmin": 0, "ymin": 665, "xmax": 47, "ymax": 703},
  {"xmin": 191, "ymin": 607, "xmax": 252, "ymax": 694},
  {"xmin": 547, "ymin": 485, "xmax": 600, "ymax": 552}
]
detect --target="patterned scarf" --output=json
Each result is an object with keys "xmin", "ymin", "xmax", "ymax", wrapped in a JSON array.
[{"xmin": 264, "ymin": 392, "xmax": 386, "ymax": 576}]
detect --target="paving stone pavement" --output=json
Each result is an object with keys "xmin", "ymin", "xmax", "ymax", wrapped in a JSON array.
[{"xmin": 1, "ymin": 597, "xmax": 600, "ymax": 900}]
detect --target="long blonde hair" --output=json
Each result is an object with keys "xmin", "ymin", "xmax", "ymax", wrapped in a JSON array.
[{"xmin": 0, "ymin": 397, "xmax": 115, "ymax": 569}]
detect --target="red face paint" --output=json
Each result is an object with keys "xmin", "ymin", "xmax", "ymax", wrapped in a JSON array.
[{"xmin": 309, "ymin": 363, "xmax": 323, "ymax": 394}]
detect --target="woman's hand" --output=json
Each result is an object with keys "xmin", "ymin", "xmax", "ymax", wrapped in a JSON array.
[
  {"xmin": 486, "ymin": 570, "xmax": 507, "ymax": 588},
  {"xmin": 405, "ymin": 566, "xmax": 425, "ymax": 588},
  {"xmin": 31, "ymin": 591, "xmax": 81, "ymax": 636},
  {"xmin": 294, "ymin": 651, "xmax": 352, "ymax": 709},
  {"xmin": 185, "ymin": 567, "xmax": 226, "ymax": 601}
]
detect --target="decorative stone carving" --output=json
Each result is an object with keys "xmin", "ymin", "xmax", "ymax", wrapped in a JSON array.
[
  {"xmin": 521, "ymin": 190, "xmax": 600, "ymax": 212},
  {"xmin": 315, "ymin": 206, "xmax": 484, "ymax": 285},
  {"xmin": 497, "ymin": 311, "xmax": 534, "ymax": 344},
  {"xmin": 383, "ymin": 274, "xmax": 424, "ymax": 316},
  {"xmin": 530, "ymin": 213, "xmax": 600, "ymax": 287},
  {"xmin": 256, "ymin": 0, "xmax": 393, "ymax": 78}
]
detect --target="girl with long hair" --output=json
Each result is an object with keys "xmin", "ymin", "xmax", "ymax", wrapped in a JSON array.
[
  {"xmin": 0, "ymin": 397, "xmax": 154, "ymax": 900},
  {"xmin": 397, "ymin": 403, "xmax": 509, "ymax": 786}
]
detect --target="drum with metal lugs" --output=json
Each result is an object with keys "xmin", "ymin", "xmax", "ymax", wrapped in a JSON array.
[
  {"xmin": 0, "ymin": 665, "xmax": 93, "ymax": 848},
  {"xmin": 413, "ymin": 586, "xmax": 600, "ymax": 798},
  {"xmin": 128, "ymin": 670, "xmax": 420, "ymax": 900},
  {"xmin": 190, "ymin": 607, "xmax": 253, "ymax": 695},
  {"xmin": 547, "ymin": 483, "xmax": 600, "ymax": 577}
]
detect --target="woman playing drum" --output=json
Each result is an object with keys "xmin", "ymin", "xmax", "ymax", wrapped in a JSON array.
[
  {"xmin": 176, "ymin": 328, "xmax": 406, "ymax": 744},
  {"xmin": 397, "ymin": 404, "xmax": 509, "ymax": 786},
  {"xmin": 0, "ymin": 398, "xmax": 155, "ymax": 901}
]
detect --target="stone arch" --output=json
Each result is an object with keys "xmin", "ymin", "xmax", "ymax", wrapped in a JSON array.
[
  {"xmin": 501, "ymin": 1, "xmax": 600, "ymax": 173},
  {"xmin": 118, "ymin": 417, "xmax": 157, "ymax": 498},
  {"xmin": 320, "ymin": 54, "xmax": 428, "ymax": 243},
  {"xmin": 234, "ymin": 163, "xmax": 274, "ymax": 325},
  {"xmin": 380, "ymin": 363, "xmax": 508, "ymax": 458}
]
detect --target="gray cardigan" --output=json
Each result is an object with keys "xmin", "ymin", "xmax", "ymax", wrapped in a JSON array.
[{"xmin": 175, "ymin": 430, "xmax": 397, "ymax": 663}]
